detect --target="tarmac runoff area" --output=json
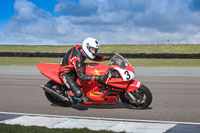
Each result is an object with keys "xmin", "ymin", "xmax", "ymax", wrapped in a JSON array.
[{"xmin": 0, "ymin": 66, "xmax": 200, "ymax": 132}]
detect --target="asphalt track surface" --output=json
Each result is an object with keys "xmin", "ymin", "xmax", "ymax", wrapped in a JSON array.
[{"xmin": 0, "ymin": 66, "xmax": 200, "ymax": 123}]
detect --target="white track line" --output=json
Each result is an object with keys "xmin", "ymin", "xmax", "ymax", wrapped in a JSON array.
[{"xmin": 0, "ymin": 111, "xmax": 200, "ymax": 125}]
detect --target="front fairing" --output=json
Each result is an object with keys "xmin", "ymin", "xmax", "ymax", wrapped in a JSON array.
[{"xmin": 108, "ymin": 53, "xmax": 135, "ymax": 82}]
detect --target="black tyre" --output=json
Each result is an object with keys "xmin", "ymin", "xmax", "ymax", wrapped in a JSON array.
[
  {"xmin": 44, "ymin": 80, "xmax": 72, "ymax": 107},
  {"xmin": 120, "ymin": 84, "xmax": 152, "ymax": 109}
]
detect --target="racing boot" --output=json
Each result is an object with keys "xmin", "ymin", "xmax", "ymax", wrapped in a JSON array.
[
  {"xmin": 68, "ymin": 91, "xmax": 83, "ymax": 103},
  {"xmin": 73, "ymin": 97, "xmax": 83, "ymax": 103}
]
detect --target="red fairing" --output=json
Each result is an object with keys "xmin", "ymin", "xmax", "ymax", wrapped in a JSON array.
[
  {"xmin": 128, "ymin": 62, "xmax": 135, "ymax": 74},
  {"xmin": 84, "ymin": 63, "xmax": 109, "ymax": 76},
  {"xmin": 37, "ymin": 63, "xmax": 65, "ymax": 85},
  {"xmin": 126, "ymin": 80, "xmax": 142, "ymax": 93}
]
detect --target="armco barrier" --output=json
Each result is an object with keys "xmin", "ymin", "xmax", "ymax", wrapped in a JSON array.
[
  {"xmin": 0, "ymin": 52, "xmax": 200, "ymax": 59},
  {"xmin": 119, "ymin": 53, "xmax": 200, "ymax": 59}
]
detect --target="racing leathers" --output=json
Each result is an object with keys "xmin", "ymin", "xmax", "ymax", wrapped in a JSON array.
[{"xmin": 60, "ymin": 44, "xmax": 111, "ymax": 101}]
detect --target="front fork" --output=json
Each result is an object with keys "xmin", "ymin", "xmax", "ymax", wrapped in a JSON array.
[{"xmin": 127, "ymin": 92, "xmax": 136, "ymax": 101}]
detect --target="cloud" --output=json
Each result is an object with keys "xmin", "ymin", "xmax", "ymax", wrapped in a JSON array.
[
  {"xmin": 54, "ymin": 0, "xmax": 98, "ymax": 16},
  {"xmin": 3, "ymin": 0, "xmax": 59, "ymax": 43},
  {"xmin": 1, "ymin": 0, "xmax": 200, "ymax": 44},
  {"xmin": 14, "ymin": 0, "xmax": 37, "ymax": 21}
]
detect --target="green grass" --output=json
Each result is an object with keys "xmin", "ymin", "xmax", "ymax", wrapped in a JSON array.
[
  {"xmin": 0, "ymin": 123, "xmax": 113, "ymax": 133},
  {"xmin": 0, "ymin": 57, "xmax": 199, "ymax": 67},
  {"xmin": 100, "ymin": 44, "xmax": 200, "ymax": 54},
  {"xmin": 0, "ymin": 45, "xmax": 73, "ymax": 53},
  {"xmin": 0, "ymin": 57, "xmax": 61, "ymax": 66},
  {"xmin": 0, "ymin": 44, "xmax": 200, "ymax": 54},
  {"xmin": 128, "ymin": 59, "xmax": 200, "ymax": 67},
  {"xmin": 0, "ymin": 44, "xmax": 199, "ymax": 67}
]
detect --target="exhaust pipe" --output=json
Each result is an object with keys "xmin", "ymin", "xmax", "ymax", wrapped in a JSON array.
[{"xmin": 41, "ymin": 85, "xmax": 69, "ymax": 101}]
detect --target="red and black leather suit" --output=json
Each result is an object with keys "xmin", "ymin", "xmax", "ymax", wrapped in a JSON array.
[{"xmin": 60, "ymin": 44, "xmax": 110, "ymax": 98}]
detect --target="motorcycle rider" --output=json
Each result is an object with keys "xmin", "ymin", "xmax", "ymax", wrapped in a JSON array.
[{"xmin": 60, "ymin": 37, "xmax": 112, "ymax": 102}]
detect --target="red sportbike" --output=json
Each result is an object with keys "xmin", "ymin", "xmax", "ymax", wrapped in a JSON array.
[{"xmin": 37, "ymin": 53, "xmax": 152, "ymax": 109}]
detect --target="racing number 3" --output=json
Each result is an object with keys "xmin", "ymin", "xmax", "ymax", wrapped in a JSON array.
[{"xmin": 124, "ymin": 71, "xmax": 130, "ymax": 80}]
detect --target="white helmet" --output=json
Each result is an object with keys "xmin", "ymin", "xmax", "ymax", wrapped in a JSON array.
[{"xmin": 82, "ymin": 37, "xmax": 99, "ymax": 59}]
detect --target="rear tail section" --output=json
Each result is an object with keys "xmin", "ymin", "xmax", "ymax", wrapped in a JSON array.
[{"xmin": 37, "ymin": 62, "xmax": 63, "ymax": 85}]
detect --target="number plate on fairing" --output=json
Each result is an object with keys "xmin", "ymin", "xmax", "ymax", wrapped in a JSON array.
[{"xmin": 114, "ymin": 67, "xmax": 135, "ymax": 81}]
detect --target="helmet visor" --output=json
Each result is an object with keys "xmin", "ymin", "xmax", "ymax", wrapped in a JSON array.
[{"xmin": 88, "ymin": 47, "xmax": 98, "ymax": 56}]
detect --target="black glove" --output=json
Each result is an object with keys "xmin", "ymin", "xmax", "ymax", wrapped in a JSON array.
[
  {"xmin": 105, "ymin": 56, "xmax": 112, "ymax": 60},
  {"xmin": 105, "ymin": 55, "xmax": 114, "ymax": 60},
  {"xmin": 95, "ymin": 71, "xmax": 109, "ymax": 82}
]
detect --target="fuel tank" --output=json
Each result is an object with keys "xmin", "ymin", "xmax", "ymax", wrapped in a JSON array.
[{"xmin": 84, "ymin": 63, "xmax": 109, "ymax": 76}]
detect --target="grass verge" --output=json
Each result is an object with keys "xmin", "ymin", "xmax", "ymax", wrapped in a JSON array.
[
  {"xmin": 0, "ymin": 123, "xmax": 113, "ymax": 133},
  {"xmin": 0, "ymin": 44, "xmax": 200, "ymax": 54},
  {"xmin": 0, "ymin": 57, "xmax": 199, "ymax": 67}
]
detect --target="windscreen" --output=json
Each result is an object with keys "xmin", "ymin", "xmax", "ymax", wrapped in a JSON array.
[{"xmin": 109, "ymin": 53, "xmax": 128, "ymax": 68}]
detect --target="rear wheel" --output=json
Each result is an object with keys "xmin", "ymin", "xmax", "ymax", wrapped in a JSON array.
[
  {"xmin": 120, "ymin": 84, "xmax": 152, "ymax": 109},
  {"xmin": 44, "ymin": 80, "xmax": 72, "ymax": 107}
]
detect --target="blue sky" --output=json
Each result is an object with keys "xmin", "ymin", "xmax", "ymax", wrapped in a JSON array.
[{"xmin": 0, "ymin": 0, "xmax": 200, "ymax": 45}]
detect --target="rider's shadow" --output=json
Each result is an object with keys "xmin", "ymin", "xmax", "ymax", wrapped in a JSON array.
[{"xmin": 71, "ymin": 103, "xmax": 126, "ymax": 111}]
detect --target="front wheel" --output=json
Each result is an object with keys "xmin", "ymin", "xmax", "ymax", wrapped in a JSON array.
[{"xmin": 120, "ymin": 84, "xmax": 152, "ymax": 109}]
